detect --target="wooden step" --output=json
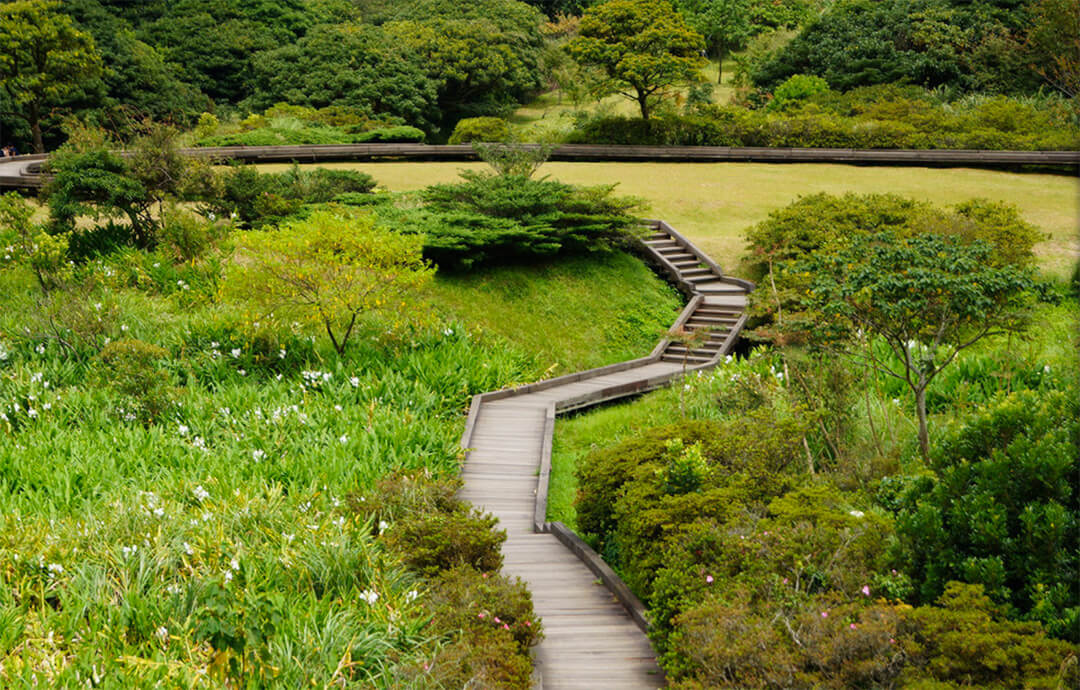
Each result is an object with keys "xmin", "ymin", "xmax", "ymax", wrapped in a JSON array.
[
  {"xmin": 671, "ymin": 259, "xmax": 701, "ymax": 268},
  {"xmin": 645, "ymin": 239, "xmax": 679, "ymax": 248},
  {"xmin": 698, "ymin": 283, "xmax": 747, "ymax": 294},
  {"xmin": 661, "ymin": 353, "xmax": 714, "ymax": 364},
  {"xmin": 681, "ymin": 268, "xmax": 715, "ymax": 277},
  {"xmin": 665, "ymin": 345, "xmax": 721, "ymax": 357},
  {"xmin": 657, "ymin": 245, "xmax": 686, "ymax": 254}
]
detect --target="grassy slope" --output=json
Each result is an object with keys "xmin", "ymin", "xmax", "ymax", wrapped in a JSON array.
[
  {"xmin": 259, "ymin": 162, "xmax": 1079, "ymax": 279},
  {"xmin": 428, "ymin": 252, "xmax": 682, "ymax": 375}
]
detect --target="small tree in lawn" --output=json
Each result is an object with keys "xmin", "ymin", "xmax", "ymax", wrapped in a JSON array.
[
  {"xmin": 800, "ymin": 231, "xmax": 1035, "ymax": 462},
  {"xmin": 234, "ymin": 211, "xmax": 434, "ymax": 356},
  {"xmin": 570, "ymin": 0, "xmax": 706, "ymax": 120}
]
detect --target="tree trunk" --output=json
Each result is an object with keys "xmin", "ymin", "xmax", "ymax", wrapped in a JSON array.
[
  {"xmin": 637, "ymin": 89, "xmax": 650, "ymax": 120},
  {"xmin": 30, "ymin": 102, "xmax": 43, "ymax": 153},
  {"xmin": 717, "ymin": 42, "xmax": 725, "ymax": 84},
  {"xmin": 915, "ymin": 385, "xmax": 930, "ymax": 462}
]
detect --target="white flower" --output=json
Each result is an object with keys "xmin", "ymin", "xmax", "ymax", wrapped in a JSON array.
[
  {"xmin": 192, "ymin": 485, "xmax": 210, "ymax": 502},
  {"xmin": 26, "ymin": 408, "xmax": 37, "ymax": 418},
  {"xmin": 183, "ymin": 542, "xmax": 194, "ymax": 556},
  {"xmin": 47, "ymin": 563, "xmax": 64, "ymax": 576},
  {"xmin": 210, "ymin": 341, "xmax": 219, "ymax": 348},
  {"xmin": 121, "ymin": 324, "xmax": 129, "ymax": 332},
  {"xmin": 339, "ymin": 434, "xmax": 348, "ymax": 445},
  {"xmin": 1043, "ymin": 365, "xmax": 1051, "ymax": 374},
  {"xmin": 349, "ymin": 376, "xmax": 360, "ymax": 388},
  {"xmin": 405, "ymin": 590, "xmax": 418, "ymax": 603},
  {"xmin": 378, "ymin": 520, "xmax": 389, "ymax": 532},
  {"xmin": 223, "ymin": 570, "xmax": 233, "ymax": 583},
  {"xmin": 35, "ymin": 343, "xmax": 46, "ymax": 354},
  {"xmin": 121, "ymin": 545, "xmax": 138, "ymax": 558},
  {"xmin": 230, "ymin": 348, "xmax": 241, "ymax": 358},
  {"xmin": 252, "ymin": 449, "xmax": 265, "ymax": 461},
  {"xmin": 278, "ymin": 349, "xmax": 286, "ymax": 359},
  {"xmin": 178, "ymin": 424, "xmax": 189, "ymax": 436},
  {"xmin": 207, "ymin": 212, "xmax": 216, "ymax": 221},
  {"xmin": 334, "ymin": 405, "xmax": 342, "ymax": 412},
  {"xmin": 238, "ymin": 369, "xmax": 246, "ymax": 376},
  {"xmin": 849, "ymin": 510, "xmax": 865, "ymax": 518},
  {"xmin": 230, "ymin": 558, "xmax": 240, "ymax": 571},
  {"xmin": 155, "ymin": 626, "xmax": 169, "ymax": 643},
  {"xmin": 359, "ymin": 589, "xmax": 379, "ymax": 605}
]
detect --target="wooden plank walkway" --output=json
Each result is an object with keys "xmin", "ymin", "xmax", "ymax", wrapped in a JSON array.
[
  {"xmin": 3, "ymin": 144, "xmax": 1076, "ymax": 189},
  {"xmin": 459, "ymin": 223, "xmax": 752, "ymax": 688}
]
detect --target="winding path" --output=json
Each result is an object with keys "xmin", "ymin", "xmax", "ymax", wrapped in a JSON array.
[{"xmin": 458, "ymin": 221, "xmax": 752, "ymax": 688}]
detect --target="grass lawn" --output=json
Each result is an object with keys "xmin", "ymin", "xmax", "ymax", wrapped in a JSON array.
[{"xmin": 259, "ymin": 161, "xmax": 1080, "ymax": 279}]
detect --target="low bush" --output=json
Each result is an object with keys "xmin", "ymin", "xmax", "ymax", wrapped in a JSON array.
[
  {"xmin": 448, "ymin": 117, "xmax": 512, "ymax": 144},
  {"xmin": 378, "ymin": 171, "xmax": 644, "ymax": 270},
  {"xmin": 211, "ymin": 165, "xmax": 376, "ymax": 226},
  {"xmin": 382, "ymin": 509, "xmax": 505, "ymax": 576}
]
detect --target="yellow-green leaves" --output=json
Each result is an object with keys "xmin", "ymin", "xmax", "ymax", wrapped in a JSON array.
[{"xmin": 232, "ymin": 211, "xmax": 434, "ymax": 355}]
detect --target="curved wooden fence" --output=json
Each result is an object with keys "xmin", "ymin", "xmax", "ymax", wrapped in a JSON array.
[
  {"xmin": 458, "ymin": 221, "xmax": 752, "ymax": 687},
  {"xmin": 2, "ymin": 143, "xmax": 1077, "ymax": 189}
]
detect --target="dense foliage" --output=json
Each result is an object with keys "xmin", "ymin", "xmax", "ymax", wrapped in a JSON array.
[
  {"xmin": 570, "ymin": 317, "xmax": 1079, "ymax": 687},
  {"xmin": 749, "ymin": 0, "xmax": 1043, "ymax": 95},
  {"xmin": 567, "ymin": 86, "xmax": 1080, "ymax": 150}
]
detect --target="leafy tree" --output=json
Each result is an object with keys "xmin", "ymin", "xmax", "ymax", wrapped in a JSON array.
[
  {"xmin": 570, "ymin": 0, "xmax": 707, "ymax": 119},
  {"xmin": 0, "ymin": 0, "xmax": 104, "ymax": 152},
  {"xmin": 245, "ymin": 23, "xmax": 439, "ymax": 131},
  {"xmin": 381, "ymin": 1, "xmax": 545, "ymax": 131},
  {"xmin": 233, "ymin": 211, "xmax": 434, "ymax": 355},
  {"xmin": 799, "ymin": 231, "xmax": 1035, "ymax": 461},
  {"xmin": 1023, "ymin": 0, "xmax": 1080, "ymax": 98},
  {"xmin": 676, "ymin": 0, "xmax": 752, "ymax": 83},
  {"xmin": 44, "ymin": 122, "xmax": 197, "ymax": 247}
]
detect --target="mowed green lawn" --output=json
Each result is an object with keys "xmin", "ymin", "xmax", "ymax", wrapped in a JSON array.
[{"xmin": 258, "ymin": 161, "xmax": 1080, "ymax": 279}]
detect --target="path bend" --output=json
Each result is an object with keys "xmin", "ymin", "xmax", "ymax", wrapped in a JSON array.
[{"xmin": 459, "ymin": 221, "xmax": 753, "ymax": 688}]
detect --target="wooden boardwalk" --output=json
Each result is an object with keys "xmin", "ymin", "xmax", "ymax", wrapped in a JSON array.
[
  {"xmin": 2, "ymin": 144, "xmax": 1076, "ymax": 189},
  {"xmin": 459, "ymin": 222, "xmax": 751, "ymax": 688}
]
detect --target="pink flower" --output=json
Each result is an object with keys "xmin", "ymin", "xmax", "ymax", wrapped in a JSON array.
[
  {"xmin": 889, "ymin": 638, "xmax": 896, "ymax": 644},
  {"xmin": 494, "ymin": 616, "xmax": 501, "ymax": 623},
  {"xmin": 849, "ymin": 623, "xmax": 858, "ymax": 630},
  {"xmin": 477, "ymin": 613, "xmax": 485, "ymax": 619},
  {"xmin": 503, "ymin": 624, "xmax": 510, "ymax": 630},
  {"xmin": 861, "ymin": 585, "xmax": 871, "ymax": 596},
  {"xmin": 782, "ymin": 578, "xmax": 789, "ymax": 584},
  {"xmin": 820, "ymin": 611, "xmax": 828, "ymax": 618},
  {"xmin": 705, "ymin": 575, "xmax": 714, "ymax": 584},
  {"xmin": 524, "ymin": 621, "xmax": 531, "ymax": 627}
]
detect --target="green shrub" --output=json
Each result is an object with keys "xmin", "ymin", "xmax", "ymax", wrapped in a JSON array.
[
  {"xmin": 99, "ymin": 338, "xmax": 174, "ymax": 424},
  {"xmin": 382, "ymin": 509, "xmax": 505, "ymax": 577},
  {"xmin": 427, "ymin": 566, "xmax": 542, "ymax": 652},
  {"xmin": 382, "ymin": 171, "xmax": 643, "ymax": 270},
  {"xmin": 891, "ymin": 389, "xmax": 1080, "ymax": 640},
  {"xmin": 768, "ymin": 74, "xmax": 830, "ymax": 111},
  {"xmin": 901, "ymin": 583, "xmax": 1079, "ymax": 688},
  {"xmin": 448, "ymin": 117, "xmax": 511, "ymax": 144},
  {"xmin": 351, "ymin": 126, "xmax": 425, "ymax": 143},
  {"xmin": 213, "ymin": 165, "xmax": 375, "ymax": 226},
  {"xmin": 159, "ymin": 205, "xmax": 231, "ymax": 263}
]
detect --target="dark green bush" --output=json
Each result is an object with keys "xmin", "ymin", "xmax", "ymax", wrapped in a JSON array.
[
  {"xmin": 891, "ymin": 389, "xmax": 1080, "ymax": 641},
  {"xmin": 351, "ymin": 126, "xmax": 425, "ymax": 143},
  {"xmin": 380, "ymin": 171, "xmax": 642, "ymax": 270}
]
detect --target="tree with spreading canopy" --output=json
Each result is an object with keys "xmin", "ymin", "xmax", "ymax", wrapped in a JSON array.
[
  {"xmin": 0, "ymin": 0, "xmax": 103, "ymax": 152},
  {"xmin": 570, "ymin": 0, "xmax": 706, "ymax": 120}
]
